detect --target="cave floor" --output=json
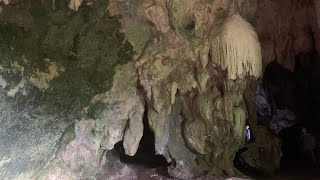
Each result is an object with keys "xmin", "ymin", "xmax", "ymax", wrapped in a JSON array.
[
  {"xmin": 95, "ymin": 161, "xmax": 251, "ymax": 180},
  {"xmin": 258, "ymin": 166, "xmax": 320, "ymax": 180},
  {"xmin": 95, "ymin": 163, "xmax": 171, "ymax": 180}
]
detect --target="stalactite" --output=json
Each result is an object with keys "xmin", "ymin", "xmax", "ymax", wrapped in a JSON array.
[{"xmin": 212, "ymin": 14, "xmax": 262, "ymax": 80}]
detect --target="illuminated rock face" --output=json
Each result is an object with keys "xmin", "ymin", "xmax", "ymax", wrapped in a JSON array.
[
  {"xmin": 0, "ymin": 1, "xmax": 134, "ymax": 179},
  {"xmin": 0, "ymin": 0, "xmax": 294, "ymax": 179},
  {"xmin": 110, "ymin": 0, "xmax": 262, "ymax": 178}
]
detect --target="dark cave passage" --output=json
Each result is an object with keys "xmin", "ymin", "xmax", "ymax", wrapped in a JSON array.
[
  {"xmin": 114, "ymin": 108, "xmax": 169, "ymax": 168},
  {"xmin": 234, "ymin": 51, "xmax": 320, "ymax": 179},
  {"xmin": 294, "ymin": 52, "xmax": 320, "ymax": 135},
  {"xmin": 3, "ymin": 0, "xmax": 320, "ymax": 179},
  {"xmin": 255, "ymin": 51, "xmax": 320, "ymax": 178},
  {"xmin": 233, "ymin": 147, "xmax": 262, "ymax": 177},
  {"xmin": 96, "ymin": 107, "xmax": 171, "ymax": 179},
  {"xmin": 96, "ymin": 108, "xmax": 170, "ymax": 179}
]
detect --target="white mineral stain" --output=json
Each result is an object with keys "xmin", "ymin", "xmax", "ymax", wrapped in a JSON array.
[
  {"xmin": 7, "ymin": 78, "xmax": 25, "ymax": 97},
  {"xmin": 29, "ymin": 61, "xmax": 64, "ymax": 91},
  {"xmin": 0, "ymin": 75, "xmax": 8, "ymax": 89}
]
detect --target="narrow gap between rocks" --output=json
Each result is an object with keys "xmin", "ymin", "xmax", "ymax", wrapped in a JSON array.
[{"xmin": 114, "ymin": 104, "xmax": 169, "ymax": 168}]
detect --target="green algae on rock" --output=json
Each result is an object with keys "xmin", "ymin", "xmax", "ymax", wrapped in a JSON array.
[{"xmin": 0, "ymin": 0, "xmax": 134, "ymax": 179}]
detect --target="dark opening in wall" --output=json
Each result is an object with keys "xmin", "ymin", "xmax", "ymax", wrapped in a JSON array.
[
  {"xmin": 233, "ymin": 126, "xmax": 261, "ymax": 178},
  {"xmin": 277, "ymin": 52, "xmax": 320, "ymax": 174},
  {"xmin": 256, "ymin": 54, "xmax": 320, "ymax": 177},
  {"xmin": 114, "ymin": 106, "xmax": 169, "ymax": 169},
  {"xmin": 233, "ymin": 146, "xmax": 262, "ymax": 178},
  {"xmin": 294, "ymin": 52, "xmax": 320, "ymax": 134}
]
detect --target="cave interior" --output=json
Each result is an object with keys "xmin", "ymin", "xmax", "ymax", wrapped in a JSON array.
[{"xmin": 1, "ymin": 0, "xmax": 320, "ymax": 180}]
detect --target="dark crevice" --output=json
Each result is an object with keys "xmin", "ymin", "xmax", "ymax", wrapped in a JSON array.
[
  {"xmin": 114, "ymin": 104, "xmax": 169, "ymax": 168},
  {"xmin": 255, "ymin": 51, "xmax": 320, "ymax": 177},
  {"xmin": 236, "ymin": 50, "xmax": 320, "ymax": 178},
  {"xmin": 233, "ymin": 147, "xmax": 264, "ymax": 178}
]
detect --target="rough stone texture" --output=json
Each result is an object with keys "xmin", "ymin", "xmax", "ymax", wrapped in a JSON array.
[
  {"xmin": 89, "ymin": 63, "xmax": 145, "ymax": 157},
  {"xmin": 39, "ymin": 63, "xmax": 145, "ymax": 179},
  {"xmin": 256, "ymin": 0, "xmax": 320, "ymax": 71},
  {"xmin": 95, "ymin": 150, "xmax": 171, "ymax": 180},
  {"xmin": 0, "ymin": 1, "xmax": 134, "ymax": 179},
  {"xmin": 241, "ymin": 79, "xmax": 283, "ymax": 175},
  {"xmin": 0, "ymin": 0, "xmax": 286, "ymax": 179},
  {"xmin": 240, "ymin": 126, "xmax": 282, "ymax": 175},
  {"xmin": 238, "ymin": 0, "xmax": 257, "ymax": 25},
  {"xmin": 256, "ymin": 83, "xmax": 298, "ymax": 133},
  {"xmin": 69, "ymin": 0, "xmax": 83, "ymax": 11},
  {"xmin": 110, "ymin": 0, "xmax": 263, "ymax": 178},
  {"xmin": 237, "ymin": 0, "xmax": 320, "ymax": 175}
]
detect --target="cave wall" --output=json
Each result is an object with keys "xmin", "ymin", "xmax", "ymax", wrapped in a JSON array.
[
  {"xmin": 255, "ymin": 0, "xmax": 320, "ymax": 133},
  {"xmin": 109, "ymin": 0, "xmax": 264, "ymax": 178},
  {"xmin": 248, "ymin": 0, "xmax": 320, "ymax": 172},
  {"xmin": 256, "ymin": 0, "xmax": 320, "ymax": 71},
  {"xmin": 0, "ymin": 0, "xmax": 134, "ymax": 179},
  {"xmin": 0, "ymin": 0, "xmax": 289, "ymax": 179}
]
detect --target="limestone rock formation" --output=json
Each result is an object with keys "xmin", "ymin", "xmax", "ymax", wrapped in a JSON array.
[
  {"xmin": 0, "ymin": 1, "xmax": 134, "ymax": 179},
  {"xmin": 256, "ymin": 0, "xmax": 320, "ymax": 70},
  {"xmin": 40, "ymin": 63, "xmax": 145, "ymax": 179},
  {"xmin": 0, "ymin": 0, "xmax": 291, "ymax": 179},
  {"xmin": 110, "ymin": 0, "xmax": 263, "ymax": 178},
  {"xmin": 69, "ymin": 0, "xmax": 83, "ymax": 11},
  {"xmin": 240, "ymin": 127, "xmax": 282, "ymax": 175}
]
